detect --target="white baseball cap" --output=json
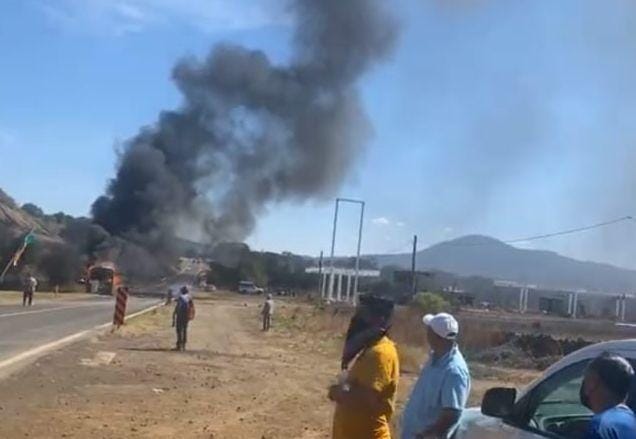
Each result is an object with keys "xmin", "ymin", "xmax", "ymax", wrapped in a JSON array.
[{"xmin": 422, "ymin": 313, "xmax": 459, "ymax": 340}]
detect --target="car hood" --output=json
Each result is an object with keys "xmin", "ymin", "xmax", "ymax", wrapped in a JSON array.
[
  {"xmin": 458, "ymin": 407, "xmax": 498, "ymax": 429},
  {"xmin": 454, "ymin": 407, "xmax": 508, "ymax": 439}
]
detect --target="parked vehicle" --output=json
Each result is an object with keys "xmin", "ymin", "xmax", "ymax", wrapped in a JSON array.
[
  {"xmin": 455, "ymin": 339, "xmax": 636, "ymax": 439},
  {"xmin": 238, "ymin": 281, "xmax": 264, "ymax": 295}
]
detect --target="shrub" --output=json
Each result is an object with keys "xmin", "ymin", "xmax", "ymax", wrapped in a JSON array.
[{"xmin": 410, "ymin": 292, "xmax": 450, "ymax": 314}]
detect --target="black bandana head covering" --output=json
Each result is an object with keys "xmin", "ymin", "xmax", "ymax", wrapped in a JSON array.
[{"xmin": 340, "ymin": 295, "xmax": 394, "ymax": 370}]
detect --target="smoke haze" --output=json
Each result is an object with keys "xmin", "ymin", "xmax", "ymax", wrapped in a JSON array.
[{"xmin": 92, "ymin": 0, "xmax": 397, "ymax": 252}]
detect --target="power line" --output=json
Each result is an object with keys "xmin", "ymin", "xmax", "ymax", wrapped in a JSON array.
[
  {"xmin": 428, "ymin": 216, "xmax": 635, "ymax": 248},
  {"xmin": 504, "ymin": 216, "xmax": 634, "ymax": 244},
  {"xmin": 379, "ymin": 216, "xmax": 635, "ymax": 254}
]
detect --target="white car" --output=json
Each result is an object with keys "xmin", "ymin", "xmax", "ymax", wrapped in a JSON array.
[{"xmin": 455, "ymin": 339, "xmax": 636, "ymax": 439}]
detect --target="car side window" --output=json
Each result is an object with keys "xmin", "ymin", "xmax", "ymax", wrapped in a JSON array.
[{"xmin": 523, "ymin": 360, "xmax": 592, "ymax": 438}]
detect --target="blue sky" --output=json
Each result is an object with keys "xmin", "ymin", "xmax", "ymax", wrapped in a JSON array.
[{"xmin": 3, "ymin": 0, "xmax": 636, "ymax": 268}]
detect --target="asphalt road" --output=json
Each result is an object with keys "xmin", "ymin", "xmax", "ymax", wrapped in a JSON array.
[{"xmin": 0, "ymin": 295, "xmax": 158, "ymax": 361}]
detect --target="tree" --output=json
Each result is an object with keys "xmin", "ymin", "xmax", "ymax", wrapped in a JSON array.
[
  {"xmin": 238, "ymin": 255, "xmax": 268, "ymax": 287},
  {"xmin": 21, "ymin": 203, "xmax": 44, "ymax": 218},
  {"xmin": 411, "ymin": 292, "xmax": 451, "ymax": 314}
]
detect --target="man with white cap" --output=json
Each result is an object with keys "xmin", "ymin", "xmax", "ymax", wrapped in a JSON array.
[{"xmin": 401, "ymin": 312, "xmax": 470, "ymax": 439}]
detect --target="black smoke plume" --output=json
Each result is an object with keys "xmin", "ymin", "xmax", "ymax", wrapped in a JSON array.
[{"xmin": 92, "ymin": 0, "xmax": 398, "ymax": 259}]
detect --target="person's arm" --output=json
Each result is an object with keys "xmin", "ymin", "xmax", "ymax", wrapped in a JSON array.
[
  {"xmin": 417, "ymin": 369, "xmax": 469, "ymax": 438},
  {"xmin": 331, "ymin": 380, "xmax": 392, "ymax": 414},
  {"xmin": 417, "ymin": 409, "xmax": 461, "ymax": 438}
]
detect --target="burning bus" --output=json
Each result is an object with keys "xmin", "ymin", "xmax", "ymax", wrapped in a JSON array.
[{"xmin": 85, "ymin": 262, "xmax": 119, "ymax": 295}]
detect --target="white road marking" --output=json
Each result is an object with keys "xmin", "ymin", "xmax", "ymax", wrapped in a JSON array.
[
  {"xmin": 0, "ymin": 330, "xmax": 90, "ymax": 371},
  {"xmin": 0, "ymin": 302, "xmax": 162, "ymax": 375},
  {"xmin": 93, "ymin": 302, "xmax": 162, "ymax": 329},
  {"xmin": 0, "ymin": 302, "xmax": 109, "ymax": 319}
]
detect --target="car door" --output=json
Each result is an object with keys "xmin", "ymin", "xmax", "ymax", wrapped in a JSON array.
[
  {"xmin": 457, "ymin": 354, "xmax": 635, "ymax": 439},
  {"xmin": 510, "ymin": 353, "xmax": 636, "ymax": 438},
  {"xmin": 456, "ymin": 360, "xmax": 591, "ymax": 439},
  {"xmin": 454, "ymin": 410, "xmax": 545, "ymax": 439},
  {"xmin": 512, "ymin": 359, "xmax": 592, "ymax": 438}
]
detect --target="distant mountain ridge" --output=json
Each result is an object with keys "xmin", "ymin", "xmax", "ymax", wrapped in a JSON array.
[{"xmin": 371, "ymin": 235, "xmax": 636, "ymax": 293}]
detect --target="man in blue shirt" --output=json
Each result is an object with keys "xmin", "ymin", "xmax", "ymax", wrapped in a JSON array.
[
  {"xmin": 580, "ymin": 352, "xmax": 636, "ymax": 439},
  {"xmin": 401, "ymin": 313, "xmax": 470, "ymax": 439}
]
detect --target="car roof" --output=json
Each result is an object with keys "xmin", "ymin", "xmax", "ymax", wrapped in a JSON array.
[{"xmin": 519, "ymin": 338, "xmax": 636, "ymax": 399}]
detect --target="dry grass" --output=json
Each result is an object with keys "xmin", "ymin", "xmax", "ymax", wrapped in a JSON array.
[{"xmin": 275, "ymin": 301, "xmax": 542, "ymax": 409}]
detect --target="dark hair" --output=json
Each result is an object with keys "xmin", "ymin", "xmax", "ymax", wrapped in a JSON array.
[
  {"xmin": 588, "ymin": 352, "xmax": 635, "ymax": 401},
  {"xmin": 180, "ymin": 286, "xmax": 189, "ymax": 295},
  {"xmin": 358, "ymin": 294, "xmax": 394, "ymax": 321}
]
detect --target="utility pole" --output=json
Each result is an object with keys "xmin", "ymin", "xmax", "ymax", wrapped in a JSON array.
[
  {"xmin": 353, "ymin": 200, "xmax": 365, "ymax": 305},
  {"xmin": 328, "ymin": 201, "xmax": 340, "ymax": 301},
  {"xmin": 411, "ymin": 235, "xmax": 418, "ymax": 295},
  {"xmin": 317, "ymin": 250, "xmax": 324, "ymax": 298},
  {"xmin": 327, "ymin": 198, "xmax": 365, "ymax": 304}
]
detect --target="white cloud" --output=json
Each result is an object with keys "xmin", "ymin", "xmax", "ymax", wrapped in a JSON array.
[
  {"xmin": 372, "ymin": 217, "xmax": 391, "ymax": 226},
  {"xmin": 442, "ymin": 226, "xmax": 454, "ymax": 235},
  {"xmin": 395, "ymin": 221, "xmax": 405, "ymax": 227},
  {"xmin": 36, "ymin": 0, "xmax": 290, "ymax": 36}
]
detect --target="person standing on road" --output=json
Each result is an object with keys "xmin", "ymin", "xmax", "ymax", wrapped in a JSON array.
[
  {"xmin": 401, "ymin": 313, "xmax": 471, "ymax": 439},
  {"xmin": 329, "ymin": 295, "xmax": 399, "ymax": 439},
  {"xmin": 172, "ymin": 286, "xmax": 194, "ymax": 351},
  {"xmin": 580, "ymin": 352, "xmax": 636, "ymax": 439},
  {"xmin": 22, "ymin": 274, "xmax": 37, "ymax": 307},
  {"xmin": 261, "ymin": 293, "xmax": 274, "ymax": 331}
]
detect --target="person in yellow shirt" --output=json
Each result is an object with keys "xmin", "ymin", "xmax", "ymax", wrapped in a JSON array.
[{"xmin": 329, "ymin": 295, "xmax": 399, "ymax": 439}]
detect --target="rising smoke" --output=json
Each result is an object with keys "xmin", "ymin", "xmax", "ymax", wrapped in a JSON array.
[{"xmin": 92, "ymin": 0, "xmax": 398, "ymax": 258}]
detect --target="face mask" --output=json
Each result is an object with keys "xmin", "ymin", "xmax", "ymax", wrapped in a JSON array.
[{"xmin": 579, "ymin": 381, "xmax": 591, "ymax": 410}]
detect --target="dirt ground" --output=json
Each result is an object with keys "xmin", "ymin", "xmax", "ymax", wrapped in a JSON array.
[{"xmin": 0, "ymin": 294, "xmax": 539, "ymax": 438}]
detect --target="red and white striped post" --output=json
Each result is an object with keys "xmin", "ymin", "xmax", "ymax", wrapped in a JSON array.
[{"xmin": 113, "ymin": 287, "xmax": 128, "ymax": 328}]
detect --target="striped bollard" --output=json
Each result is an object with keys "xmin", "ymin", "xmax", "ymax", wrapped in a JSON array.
[{"xmin": 113, "ymin": 287, "xmax": 128, "ymax": 328}]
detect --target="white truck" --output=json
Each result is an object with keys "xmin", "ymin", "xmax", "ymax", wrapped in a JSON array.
[
  {"xmin": 455, "ymin": 339, "xmax": 636, "ymax": 438},
  {"xmin": 238, "ymin": 281, "xmax": 264, "ymax": 295}
]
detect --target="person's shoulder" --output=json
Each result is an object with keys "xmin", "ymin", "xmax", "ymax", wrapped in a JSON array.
[
  {"xmin": 597, "ymin": 405, "xmax": 636, "ymax": 425},
  {"xmin": 589, "ymin": 405, "xmax": 636, "ymax": 437},
  {"xmin": 446, "ymin": 356, "xmax": 470, "ymax": 381},
  {"xmin": 370, "ymin": 336, "xmax": 398, "ymax": 359},
  {"xmin": 449, "ymin": 349, "xmax": 470, "ymax": 371}
]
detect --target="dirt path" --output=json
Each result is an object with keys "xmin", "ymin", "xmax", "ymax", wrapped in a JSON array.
[
  {"xmin": 0, "ymin": 295, "xmax": 539, "ymax": 438},
  {"xmin": 0, "ymin": 296, "xmax": 337, "ymax": 438}
]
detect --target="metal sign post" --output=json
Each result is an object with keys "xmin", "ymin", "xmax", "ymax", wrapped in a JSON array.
[{"xmin": 328, "ymin": 198, "xmax": 365, "ymax": 304}]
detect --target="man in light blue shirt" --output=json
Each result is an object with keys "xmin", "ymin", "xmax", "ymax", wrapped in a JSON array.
[{"xmin": 401, "ymin": 312, "xmax": 471, "ymax": 439}]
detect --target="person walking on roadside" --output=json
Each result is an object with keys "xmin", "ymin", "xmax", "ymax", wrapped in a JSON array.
[
  {"xmin": 401, "ymin": 312, "xmax": 471, "ymax": 439},
  {"xmin": 329, "ymin": 295, "xmax": 399, "ymax": 439},
  {"xmin": 261, "ymin": 293, "xmax": 274, "ymax": 331},
  {"xmin": 172, "ymin": 286, "xmax": 194, "ymax": 351},
  {"xmin": 580, "ymin": 352, "xmax": 636, "ymax": 439},
  {"xmin": 22, "ymin": 274, "xmax": 37, "ymax": 307}
]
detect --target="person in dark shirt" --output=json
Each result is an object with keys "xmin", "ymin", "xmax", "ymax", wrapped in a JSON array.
[
  {"xmin": 172, "ymin": 286, "xmax": 193, "ymax": 351},
  {"xmin": 580, "ymin": 352, "xmax": 636, "ymax": 439}
]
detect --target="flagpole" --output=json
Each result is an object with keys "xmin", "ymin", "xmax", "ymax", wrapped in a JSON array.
[
  {"xmin": 0, "ymin": 229, "xmax": 35, "ymax": 283},
  {"xmin": 0, "ymin": 253, "xmax": 16, "ymax": 283}
]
